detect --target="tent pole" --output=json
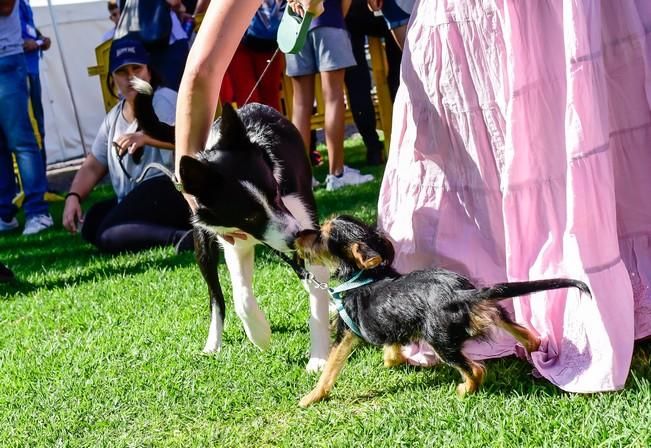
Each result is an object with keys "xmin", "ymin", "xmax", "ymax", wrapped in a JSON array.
[{"xmin": 46, "ymin": 0, "xmax": 88, "ymax": 156}]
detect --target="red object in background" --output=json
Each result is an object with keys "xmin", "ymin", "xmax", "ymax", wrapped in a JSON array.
[{"xmin": 219, "ymin": 43, "xmax": 283, "ymax": 111}]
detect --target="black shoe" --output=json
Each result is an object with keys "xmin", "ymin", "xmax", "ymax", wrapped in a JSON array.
[
  {"xmin": 0, "ymin": 262, "xmax": 15, "ymax": 283},
  {"xmin": 174, "ymin": 229, "xmax": 195, "ymax": 254}
]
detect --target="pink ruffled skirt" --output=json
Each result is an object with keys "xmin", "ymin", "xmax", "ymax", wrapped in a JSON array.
[{"xmin": 379, "ymin": 0, "xmax": 651, "ymax": 392}]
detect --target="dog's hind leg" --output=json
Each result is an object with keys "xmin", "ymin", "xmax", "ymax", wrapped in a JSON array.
[
  {"xmin": 493, "ymin": 306, "xmax": 541, "ymax": 353},
  {"xmin": 196, "ymin": 229, "xmax": 226, "ymax": 353},
  {"xmin": 497, "ymin": 320, "xmax": 541, "ymax": 353},
  {"xmin": 438, "ymin": 350, "xmax": 485, "ymax": 397},
  {"xmin": 299, "ymin": 331, "xmax": 358, "ymax": 408},
  {"xmin": 222, "ymin": 239, "xmax": 272, "ymax": 351},
  {"xmin": 303, "ymin": 263, "xmax": 331, "ymax": 373}
]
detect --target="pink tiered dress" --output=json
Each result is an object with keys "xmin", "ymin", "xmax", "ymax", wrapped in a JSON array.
[{"xmin": 379, "ymin": 0, "xmax": 651, "ymax": 392}]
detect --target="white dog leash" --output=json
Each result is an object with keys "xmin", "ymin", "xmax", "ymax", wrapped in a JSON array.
[
  {"xmin": 133, "ymin": 162, "xmax": 184, "ymax": 192},
  {"xmin": 242, "ymin": 48, "xmax": 281, "ymax": 106}
]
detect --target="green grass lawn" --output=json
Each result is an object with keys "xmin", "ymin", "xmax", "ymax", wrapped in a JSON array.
[{"xmin": 2, "ymin": 138, "xmax": 650, "ymax": 447}]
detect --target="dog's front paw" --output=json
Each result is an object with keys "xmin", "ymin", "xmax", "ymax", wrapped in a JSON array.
[
  {"xmin": 202, "ymin": 333, "xmax": 222, "ymax": 354},
  {"xmin": 240, "ymin": 308, "xmax": 272, "ymax": 351},
  {"xmin": 248, "ymin": 325, "xmax": 271, "ymax": 351},
  {"xmin": 202, "ymin": 342, "xmax": 222, "ymax": 354},
  {"xmin": 299, "ymin": 388, "xmax": 326, "ymax": 408},
  {"xmin": 305, "ymin": 357, "xmax": 326, "ymax": 373}
]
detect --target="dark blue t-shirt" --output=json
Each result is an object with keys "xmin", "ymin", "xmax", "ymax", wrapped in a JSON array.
[{"xmin": 310, "ymin": 0, "xmax": 346, "ymax": 30}]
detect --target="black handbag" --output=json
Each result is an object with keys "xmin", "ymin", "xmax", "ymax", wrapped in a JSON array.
[{"xmin": 115, "ymin": 0, "xmax": 172, "ymax": 50}]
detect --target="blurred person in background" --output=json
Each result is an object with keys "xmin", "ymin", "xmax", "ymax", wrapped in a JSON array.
[{"xmin": 0, "ymin": 0, "xmax": 53, "ymax": 236}]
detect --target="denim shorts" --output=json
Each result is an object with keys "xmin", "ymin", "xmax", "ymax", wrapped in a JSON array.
[
  {"xmin": 382, "ymin": 0, "xmax": 411, "ymax": 29},
  {"xmin": 285, "ymin": 26, "xmax": 356, "ymax": 77}
]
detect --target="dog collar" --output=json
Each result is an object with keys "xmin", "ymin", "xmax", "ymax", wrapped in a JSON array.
[
  {"xmin": 263, "ymin": 246, "xmax": 372, "ymax": 338},
  {"xmin": 329, "ymin": 271, "xmax": 374, "ymax": 339}
]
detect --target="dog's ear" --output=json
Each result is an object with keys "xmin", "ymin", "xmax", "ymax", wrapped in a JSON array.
[
  {"xmin": 179, "ymin": 155, "xmax": 217, "ymax": 198},
  {"xmin": 219, "ymin": 102, "xmax": 250, "ymax": 150},
  {"xmin": 350, "ymin": 242, "xmax": 383, "ymax": 270},
  {"xmin": 378, "ymin": 235, "xmax": 395, "ymax": 267}
]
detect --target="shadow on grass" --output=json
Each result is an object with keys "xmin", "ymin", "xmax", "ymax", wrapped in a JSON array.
[
  {"xmin": 630, "ymin": 338, "xmax": 651, "ymax": 383},
  {"xmin": 315, "ymin": 181, "xmax": 382, "ymax": 221},
  {"xmin": 270, "ymin": 322, "xmax": 307, "ymax": 335},
  {"xmin": 330, "ymin": 360, "xmax": 564, "ymax": 404},
  {"xmin": 311, "ymin": 145, "xmax": 386, "ymax": 221},
  {"xmin": 320, "ymin": 339, "xmax": 651, "ymax": 404},
  {"xmin": 1, "ymin": 231, "xmax": 196, "ymax": 300}
]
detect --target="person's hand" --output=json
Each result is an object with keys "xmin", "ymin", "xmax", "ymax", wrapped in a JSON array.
[
  {"xmin": 40, "ymin": 36, "xmax": 51, "ymax": 51},
  {"xmin": 367, "ymin": 0, "xmax": 383, "ymax": 11},
  {"xmin": 114, "ymin": 132, "xmax": 147, "ymax": 156},
  {"xmin": 178, "ymin": 11, "xmax": 193, "ymax": 24},
  {"xmin": 287, "ymin": 0, "xmax": 324, "ymax": 16},
  {"xmin": 23, "ymin": 39, "xmax": 39, "ymax": 52},
  {"xmin": 62, "ymin": 196, "xmax": 84, "ymax": 234}
]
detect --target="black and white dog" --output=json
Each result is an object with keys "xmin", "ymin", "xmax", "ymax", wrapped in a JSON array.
[{"xmin": 134, "ymin": 80, "xmax": 330, "ymax": 371}]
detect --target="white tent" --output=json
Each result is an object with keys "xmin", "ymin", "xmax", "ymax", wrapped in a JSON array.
[{"xmin": 31, "ymin": 0, "xmax": 114, "ymax": 165}]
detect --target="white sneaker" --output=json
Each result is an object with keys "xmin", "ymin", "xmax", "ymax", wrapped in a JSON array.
[
  {"xmin": 342, "ymin": 165, "xmax": 361, "ymax": 175},
  {"xmin": 312, "ymin": 176, "xmax": 321, "ymax": 189},
  {"xmin": 0, "ymin": 217, "xmax": 19, "ymax": 233},
  {"xmin": 325, "ymin": 167, "xmax": 374, "ymax": 191},
  {"xmin": 22, "ymin": 214, "xmax": 54, "ymax": 235}
]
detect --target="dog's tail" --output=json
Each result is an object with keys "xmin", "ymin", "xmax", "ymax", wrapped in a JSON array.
[
  {"xmin": 131, "ymin": 77, "xmax": 175, "ymax": 144},
  {"xmin": 459, "ymin": 278, "xmax": 591, "ymax": 302}
]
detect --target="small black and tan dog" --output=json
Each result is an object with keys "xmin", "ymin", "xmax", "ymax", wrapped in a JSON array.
[{"xmin": 294, "ymin": 215, "xmax": 591, "ymax": 407}]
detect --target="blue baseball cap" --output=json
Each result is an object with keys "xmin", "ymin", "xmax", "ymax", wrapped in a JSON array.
[{"xmin": 109, "ymin": 38, "xmax": 150, "ymax": 74}]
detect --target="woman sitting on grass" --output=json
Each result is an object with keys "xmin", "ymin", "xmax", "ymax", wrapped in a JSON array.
[{"xmin": 62, "ymin": 38, "xmax": 192, "ymax": 253}]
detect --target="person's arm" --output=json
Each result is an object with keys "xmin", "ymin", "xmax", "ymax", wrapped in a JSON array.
[
  {"xmin": 114, "ymin": 132, "xmax": 175, "ymax": 154},
  {"xmin": 62, "ymin": 155, "xmax": 108, "ymax": 234},
  {"xmin": 174, "ymin": 0, "xmax": 324, "ymax": 174},
  {"xmin": 0, "ymin": 0, "xmax": 17, "ymax": 17},
  {"xmin": 193, "ymin": 0, "xmax": 210, "ymax": 15},
  {"xmin": 342, "ymin": 0, "xmax": 352, "ymax": 17},
  {"xmin": 367, "ymin": 0, "xmax": 383, "ymax": 12},
  {"xmin": 174, "ymin": 0, "xmax": 261, "ymax": 174}
]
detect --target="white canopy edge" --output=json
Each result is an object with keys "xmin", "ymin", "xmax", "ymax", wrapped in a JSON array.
[{"xmin": 31, "ymin": 0, "xmax": 114, "ymax": 165}]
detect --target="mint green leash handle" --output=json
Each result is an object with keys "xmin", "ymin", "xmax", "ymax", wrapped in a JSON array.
[{"xmin": 277, "ymin": 6, "xmax": 314, "ymax": 54}]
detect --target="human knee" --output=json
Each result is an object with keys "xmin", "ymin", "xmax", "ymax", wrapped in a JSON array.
[{"xmin": 97, "ymin": 228, "xmax": 126, "ymax": 253}]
